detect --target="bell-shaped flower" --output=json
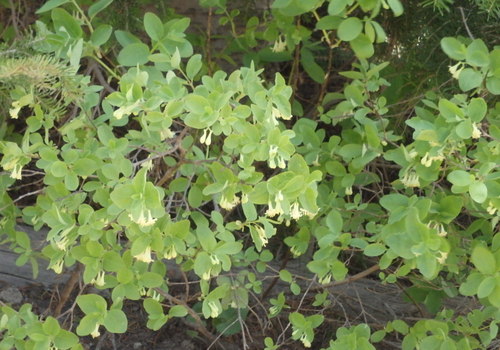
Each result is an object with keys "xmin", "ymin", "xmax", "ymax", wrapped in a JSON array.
[
  {"xmin": 163, "ymin": 245, "xmax": 177, "ymax": 259},
  {"xmin": 200, "ymin": 128, "xmax": 213, "ymax": 146},
  {"xmin": 91, "ymin": 271, "xmax": 106, "ymax": 287},
  {"xmin": 90, "ymin": 324, "xmax": 101, "ymax": 338},
  {"xmin": 134, "ymin": 246, "xmax": 153, "ymax": 263},
  {"xmin": 51, "ymin": 259, "xmax": 64, "ymax": 274},
  {"xmin": 486, "ymin": 201, "xmax": 497, "ymax": 215},
  {"xmin": 401, "ymin": 171, "xmax": 420, "ymax": 188},
  {"xmin": 300, "ymin": 333, "xmax": 312, "ymax": 348},
  {"xmin": 55, "ymin": 236, "xmax": 70, "ymax": 251},
  {"xmin": 448, "ymin": 62, "xmax": 463, "ymax": 79},
  {"xmin": 266, "ymin": 191, "xmax": 285, "ymax": 217},
  {"xmin": 290, "ymin": 202, "xmax": 302, "ymax": 220},
  {"xmin": 472, "ymin": 123, "xmax": 481, "ymax": 139},
  {"xmin": 253, "ymin": 224, "xmax": 269, "ymax": 247},
  {"xmin": 129, "ymin": 208, "xmax": 157, "ymax": 227},
  {"xmin": 220, "ymin": 193, "xmax": 240, "ymax": 210},
  {"xmin": 207, "ymin": 301, "xmax": 221, "ymax": 318},
  {"xmin": 437, "ymin": 251, "xmax": 448, "ymax": 264},
  {"xmin": 271, "ymin": 35, "xmax": 286, "ymax": 53}
]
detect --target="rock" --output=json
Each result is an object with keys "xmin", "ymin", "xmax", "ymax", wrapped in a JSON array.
[{"xmin": 0, "ymin": 286, "xmax": 23, "ymax": 305}]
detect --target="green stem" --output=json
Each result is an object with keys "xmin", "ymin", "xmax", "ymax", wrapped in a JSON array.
[
  {"xmin": 92, "ymin": 55, "xmax": 120, "ymax": 80},
  {"xmin": 70, "ymin": 0, "xmax": 94, "ymax": 33}
]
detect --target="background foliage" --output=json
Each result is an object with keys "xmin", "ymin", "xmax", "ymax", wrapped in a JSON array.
[{"xmin": 0, "ymin": 0, "xmax": 499, "ymax": 349}]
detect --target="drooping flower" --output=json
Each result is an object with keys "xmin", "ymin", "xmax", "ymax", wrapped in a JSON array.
[
  {"xmin": 209, "ymin": 254, "xmax": 220, "ymax": 265},
  {"xmin": 290, "ymin": 202, "xmax": 302, "ymax": 220},
  {"xmin": 268, "ymin": 145, "xmax": 279, "ymax": 169},
  {"xmin": 91, "ymin": 271, "xmax": 106, "ymax": 287},
  {"xmin": 271, "ymin": 35, "xmax": 286, "ymax": 53},
  {"xmin": 113, "ymin": 100, "xmax": 141, "ymax": 120},
  {"xmin": 54, "ymin": 236, "xmax": 69, "ymax": 251},
  {"xmin": 220, "ymin": 193, "xmax": 240, "ymax": 210},
  {"xmin": 160, "ymin": 128, "xmax": 174, "ymax": 140},
  {"xmin": 241, "ymin": 193, "xmax": 249, "ymax": 204},
  {"xmin": 90, "ymin": 324, "xmax": 100, "ymax": 338},
  {"xmin": 437, "ymin": 251, "xmax": 448, "ymax": 264},
  {"xmin": 51, "ymin": 259, "xmax": 64, "ymax": 274},
  {"xmin": 207, "ymin": 301, "xmax": 221, "ymax": 318},
  {"xmin": 2, "ymin": 157, "xmax": 23, "ymax": 179},
  {"xmin": 401, "ymin": 171, "xmax": 420, "ymax": 188},
  {"xmin": 448, "ymin": 62, "xmax": 463, "ymax": 79},
  {"xmin": 472, "ymin": 123, "xmax": 481, "ymax": 139},
  {"xmin": 163, "ymin": 245, "xmax": 177, "ymax": 259},
  {"xmin": 319, "ymin": 273, "xmax": 332, "ymax": 285},
  {"xmin": 436, "ymin": 224, "xmax": 447, "ymax": 237},
  {"xmin": 129, "ymin": 208, "xmax": 157, "ymax": 227},
  {"xmin": 253, "ymin": 224, "xmax": 269, "ymax": 247},
  {"xmin": 200, "ymin": 128, "xmax": 213, "ymax": 146},
  {"xmin": 486, "ymin": 201, "xmax": 498, "ymax": 215},
  {"xmin": 266, "ymin": 191, "xmax": 285, "ymax": 217},
  {"xmin": 134, "ymin": 246, "xmax": 153, "ymax": 263},
  {"xmin": 10, "ymin": 163, "xmax": 22, "ymax": 179},
  {"xmin": 300, "ymin": 333, "xmax": 312, "ymax": 348},
  {"xmin": 421, "ymin": 151, "xmax": 445, "ymax": 167},
  {"xmin": 202, "ymin": 268, "xmax": 212, "ymax": 280}
]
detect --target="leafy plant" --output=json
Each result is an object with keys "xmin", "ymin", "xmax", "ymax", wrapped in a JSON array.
[{"xmin": 0, "ymin": 0, "xmax": 499, "ymax": 349}]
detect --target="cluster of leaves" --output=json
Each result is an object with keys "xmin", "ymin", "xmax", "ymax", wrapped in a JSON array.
[{"xmin": 0, "ymin": 0, "xmax": 499, "ymax": 349}]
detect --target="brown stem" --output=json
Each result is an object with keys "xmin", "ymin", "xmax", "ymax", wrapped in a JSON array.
[
  {"xmin": 53, "ymin": 263, "xmax": 82, "ymax": 317},
  {"xmin": 310, "ymin": 264, "xmax": 380, "ymax": 292},
  {"xmin": 206, "ymin": 7, "xmax": 213, "ymax": 76},
  {"xmin": 153, "ymin": 288, "xmax": 218, "ymax": 346},
  {"xmin": 260, "ymin": 249, "xmax": 290, "ymax": 300}
]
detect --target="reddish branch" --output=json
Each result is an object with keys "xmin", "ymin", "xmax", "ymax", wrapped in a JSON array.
[
  {"xmin": 311, "ymin": 264, "xmax": 380, "ymax": 292},
  {"xmin": 53, "ymin": 263, "xmax": 82, "ymax": 317}
]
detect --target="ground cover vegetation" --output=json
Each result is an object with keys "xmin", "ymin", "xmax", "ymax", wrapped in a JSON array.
[{"xmin": 0, "ymin": 0, "xmax": 499, "ymax": 348}]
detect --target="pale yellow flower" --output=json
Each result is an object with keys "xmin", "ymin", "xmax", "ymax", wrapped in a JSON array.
[
  {"xmin": 472, "ymin": 123, "xmax": 481, "ymax": 139},
  {"xmin": 91, "ymin": 271, "xmax": 106, "ymax": 287},
  {"xmin": 290, "ymin": 202, "xmax": 302, "ymax": 220},
  {"xmin": 90, "ymin": 324, "xmax": 100, "ymax": 338},
  {"xmin": 51, "ymin": 259, "xmax": 64, "ymax": 274},
  {"xmin": 207, "ymin": 301, "xmax": 220, "ymax": 318},
  {"xmin": 486, "ymin": 201, "xmax": 497, "ymax": 215},
  {"xmin": 401, "ymin": 172, "xmax": 420, "ymax": 188},
  {"xmin": 448, "ymin": 62, "xmax": 463, "ymax": 79},
  {"xmin": 437, "ymin": 251, "xmax": 448, "ymax": 264},
  {"xmin": 163, "ymin": 245, "xmax": 177, "ymax": 259},
  {"xmin": 300, "ymin": 333, "xmax": 311, "ymax": 348},
  {"xmin": 129, "ymin": 209, "xmax": 157, "ymax": 227},
  {"xmin": 134, "ymin": 246, "xmax": 153, "ymax": 263},
  {"xmin": 200, "ymin": 128, "xmax": 213, "ymax": 146},
  {"xmin": 252, "ymin": 224, "xmax": 269, "ymax": 248},
  {"xmin": 266, "ymin": 191, "xmax": 285, "ymax": 217},
  {"xmin": 271, "ymin": 35, "xmax": 286, "ymax": 53},
  {"xmin": 220, "ymin": 193, "xmax": 240, "ymax": 210}
]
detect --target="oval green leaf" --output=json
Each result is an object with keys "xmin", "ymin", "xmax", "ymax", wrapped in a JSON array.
[
  {"xmin": 471, "ymin": 245, "xmax": 496, "ymax": 275},
  {"xmin": 469, "ymin": 181, "xmax": 487, "ymax": 203},
  {"xmin": 440, "ymin": 37, "xmax": 466, "ymax": 60},
  {"xmin": 338, "ymin": 17, "xmax": 363, "ymax": 41},
  {"xmin": 350, "ymin": 34, "xmax": 374, "ymax": 58},
  {"xmin": 117, "ymin": 43, "xmax": 150, "ymax": 66}
]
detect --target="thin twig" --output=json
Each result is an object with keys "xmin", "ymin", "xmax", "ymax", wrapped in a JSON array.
[
  {"xmin": 153, "ymin": 288, "xmax": 219, "ymax": 346},
  {"xmin": 276, "ymin": 276, "xmax": 317, "ymax": 346},
  {"xmin": 458, "ymin": 7, "xmax": 474, "ymax": 39},
  {"xmin": 206, "ymin": 318, "xmax": 238, "ymax": 350},
  {"xmin": 310, "ymin": 264, "xmax": 380, "ymax": 292}
]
